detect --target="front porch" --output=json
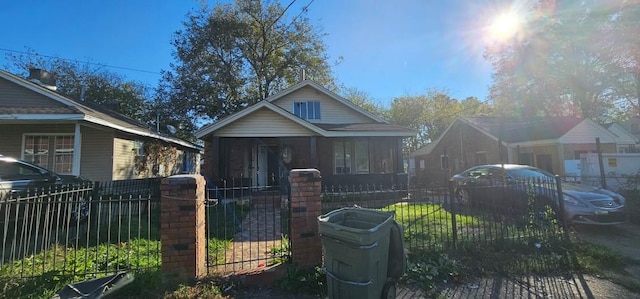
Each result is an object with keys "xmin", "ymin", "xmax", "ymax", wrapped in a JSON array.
[{"xmin": 203, "ymin": 136, "xmax": 406, "ymax": 190}]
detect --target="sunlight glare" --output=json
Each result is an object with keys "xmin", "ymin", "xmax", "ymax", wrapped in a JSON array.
[{"xmin": 489, "ymin": 11, "xmax": 521, "ymax": 41}]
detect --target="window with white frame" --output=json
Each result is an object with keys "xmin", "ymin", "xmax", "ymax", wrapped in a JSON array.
[
  {"xmin": 23, "ymin": 134, "xmax": 75, "ymax": 174},
  {"xmin": 293, "ymin": 101, "xmax": 321, "ymax": 120},
  {"xmin": 334, "ymin": 139, "xmax": 370, "ymax": 174},
  {"xmin": 134, "ymin": 140, "xmax": 145, "ymax": 157}
]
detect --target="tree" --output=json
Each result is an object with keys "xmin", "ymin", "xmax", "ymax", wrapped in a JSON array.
[
  {"xmin": 163, "ymin": 0, "xmax": 335, "ymax": 131},
  {"xmin": 4, "ymin": 50, "xmax": 152, "ymax": 123},
  {"xmin": 339, "ymin": 86, "xmax": 385, "ymax": 116},
  {"xmin": 598, "ymin": 1, "xmax": 640, "ymax": 118},
  {"xmin": 486, "ymin": 0, "xmax": 639, "ymax": 123},
  {"xmin": 387, "ymin": 90, "xmax": 492, "ymax": 154}
]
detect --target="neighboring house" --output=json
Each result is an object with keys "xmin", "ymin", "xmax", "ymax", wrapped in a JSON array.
[
  {"xmin": 195, "ymin": 80, "xmax": 415, "ymax": 189},
  {"xmin": 0, "ymin": 69, "xmax": 201, "ymax": 181},
  {"xmin": 602, "ymin": 123, "xmax": 639, "ymax": 153},
  {"xmin": 410, "ymin": 116, "xmax": 620, "ymax": 186},
  {"xmin": 624, "ymin": 116, "xmax": 640, "ymax": 141}
]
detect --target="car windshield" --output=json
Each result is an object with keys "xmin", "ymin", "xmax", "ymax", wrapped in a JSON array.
[{"xmin": 508, "ymin": 168, "xmax": 553, "ymax": 179}]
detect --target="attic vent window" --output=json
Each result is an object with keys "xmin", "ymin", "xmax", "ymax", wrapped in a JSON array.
[{"xmin": 293, "ymin": 101, "xmax": 321, "ymax": 120}]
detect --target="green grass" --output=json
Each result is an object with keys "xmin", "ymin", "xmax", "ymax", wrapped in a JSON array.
[
  {"xmin": 570, "ymin": 240, "xmax": 625, "ymax": 273},
  {"xmin": 1, "ymin": 199, "xmax": 633, "ymax": 298},
  {"xmin": 0, "ymin": 202, "xmax": 252, "ymax": 298}
]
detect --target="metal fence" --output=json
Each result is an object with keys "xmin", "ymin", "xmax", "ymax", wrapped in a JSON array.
[
  {"xmin": 204, "ymin": 180, "xmax": 290, "ymax": 275},
  {"xmin": 0, "ymin": 179, "xmax": 161, "ymax": 279},
  {"xmin": 1, "ymin": 174, "xmax": 574, "ymax": 279},
  {"xmin": 321, "ymin": 178, "xmax": 567, "ymax": 255}
]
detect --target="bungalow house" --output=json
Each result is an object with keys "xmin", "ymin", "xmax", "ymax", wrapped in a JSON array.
[
  {"xmin": 603, "ymin": 123, "xmax": 640, "ymax": 153},
  {"xmin": 0, "ymin": 69, "xmax": 201, "ymax": 182},
  {"xmin": 409, "ymin": 116, "xmax": 621, "ymax": 187},
  {"xmin": 195, "ymin": 80, "xmax": 415, "ymax": 190}
]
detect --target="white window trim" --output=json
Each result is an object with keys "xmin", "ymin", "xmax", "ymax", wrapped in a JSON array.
[
  {"xmin": 293, "ymin": 101, "xmax": 321, "ymax": 120},
  {"xmin": 134, "ymin": 140, "xmax": 146, "ymax": 157},
  {"xmin": 22, "ymin": 133, "xmax": 78, "ymax": 175}
]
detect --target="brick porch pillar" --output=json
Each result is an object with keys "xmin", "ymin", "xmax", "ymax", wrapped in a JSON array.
[
  {"xmin": 160, "ymin": 175, "xmax": 207, "ymax": 283},
  {"xmin": 289, "ymin": 169, "xmax": 323, "ymax": 267}
]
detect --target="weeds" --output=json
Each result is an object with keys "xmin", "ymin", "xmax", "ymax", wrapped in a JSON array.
[{"xmin": 273, "ymin": 264, "xmax": 326, "ymax": 296}]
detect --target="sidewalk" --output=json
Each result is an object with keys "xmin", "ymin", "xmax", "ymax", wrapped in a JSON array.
[
  {"xmin": 428, "ymin": 273, "xmax": 639, "ymax": 299},
  {"xmin": 232, "ymin": 273, "xmax": 639, "ymax": 298}
]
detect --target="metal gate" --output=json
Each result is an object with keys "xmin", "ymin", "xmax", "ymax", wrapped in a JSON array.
[{"xmin": 205, "ymin": 181, "xmax": 290, "ymax": 275}]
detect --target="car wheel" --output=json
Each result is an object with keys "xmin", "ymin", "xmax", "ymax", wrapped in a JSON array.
[
  {"xmin": 381, "ymin": 280, "xmax": 396, "ymax": 299},
  {"xmin": 455, "ymin": 188, "xmax": 471, "ymax": 206}
]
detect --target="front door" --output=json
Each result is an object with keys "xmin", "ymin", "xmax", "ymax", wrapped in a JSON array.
[
  {"xmin": 258, "ymin": 145, "xmax": 269, "ymax": 187},
  {"xmin": 257, "ymin": 145, "xmax": 280, "ymax": 188}
]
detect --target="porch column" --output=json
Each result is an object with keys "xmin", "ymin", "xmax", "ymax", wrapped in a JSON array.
[
  {"xmin": 395, "ymin": 138, "xmax": 404, "ymax": 173},
  {"xmin": 72, "ymin": 123, "xmax": 82, "ymax": 176},
  {"xmin": 309, "ymin": 136, "xmax": 318, "ymax": 168},
  {"xmin": 210, "ymin": 136, "xmax": 220, "ymax": 180},
  {"xmin": 557, "ymin": 143, "xmax": 565, "ymax": 176}
]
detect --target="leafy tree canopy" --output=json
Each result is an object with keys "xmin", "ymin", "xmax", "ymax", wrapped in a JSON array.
[
  {"xmin": 4, "ymin": 50, "xmax": 152, "ymax": 123},
  {"xmin": 339, "ymin": 86, "xmax": 386, "ymax": 116},
  {"xmin": 486, "ymin": 0, "xmax": 640, "ymax": 123},
  {"xmin": 387, "ymin": 89, "xmax": 492, "ymax": 154},
  {"xmin": 162, "ymin": 0, "xmax": 336, "ymax": 133}
]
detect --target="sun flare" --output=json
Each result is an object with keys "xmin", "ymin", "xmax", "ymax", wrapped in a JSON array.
[{"xmin": 488, "ymin": 11, "xmax": 522, "ymax": 41}]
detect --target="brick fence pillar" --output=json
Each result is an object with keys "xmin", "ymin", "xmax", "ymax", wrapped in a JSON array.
[
  {"xmin": 289, "ymin": 169, "xmax": 322, "ymax": 268},
  {"xmin": 160, "ymin": 174, "xmax": 207, "ymax": 283}
]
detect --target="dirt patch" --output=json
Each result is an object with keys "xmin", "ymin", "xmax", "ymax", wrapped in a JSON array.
[
  {"xmin": 572, "ymin": 223, "xmax": 640, "ymax": 292},
  {"xmin": 573, "ymin": 223, "xmax": 640, "ymax": 261}
]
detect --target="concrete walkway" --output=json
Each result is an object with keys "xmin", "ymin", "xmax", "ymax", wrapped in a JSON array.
[
  {"xmin": 231, "ymin": 273, "xmax": 639, "ymax": 298},
  {"xmin": 215, "ymin": 194, "xmax": 286, "ymax": 274},
  {"xmin": 431, "ymin": 274, "xmax": 639, "ymax": 299}
]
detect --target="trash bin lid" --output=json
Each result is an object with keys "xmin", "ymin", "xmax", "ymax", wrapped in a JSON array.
[{"xmin": 318, "ymin": 207, "xmax": 394, "ymax": 245}]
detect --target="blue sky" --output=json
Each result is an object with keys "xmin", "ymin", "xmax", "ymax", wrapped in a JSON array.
[{"xmin": 0, "ymin": 0, "xmax": 502, "ymax": 106}]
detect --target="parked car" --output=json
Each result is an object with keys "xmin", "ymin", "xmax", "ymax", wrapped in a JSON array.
[
  {"xmin": 450, "ymin": 164, "xmax": 628, "ymax": 225},
  {"xmin": 0, "ymin": 155, "xmax": 93, "ymax": 225}
]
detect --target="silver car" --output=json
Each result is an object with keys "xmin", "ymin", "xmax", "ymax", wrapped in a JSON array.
[{"xmin": 451, "ymin": 164, "xmax": 628, "ymax": 225}]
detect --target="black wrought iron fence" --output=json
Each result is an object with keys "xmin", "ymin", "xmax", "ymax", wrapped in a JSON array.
[
  {"xmin": 321, "ymin": 177, "xmax": 567, "ymax": 254},
  {"xmin": 0, "ymin": 179, "xmax": 161, "ymax": 279},
  {"xmin": 93, "ymin": 177, "xmax": 162, "ymax": 199}
]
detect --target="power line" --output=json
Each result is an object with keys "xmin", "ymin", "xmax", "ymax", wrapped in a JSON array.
[
  {"xmin": 0, "ymin": 47, "xmax": 161, "ymax": 75},
  {"xmin": 292, "ymin": 0, "xmax": 314, "ymax": 24}
]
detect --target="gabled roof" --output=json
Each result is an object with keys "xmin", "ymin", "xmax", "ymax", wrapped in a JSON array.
[
  {"xmin": 0, "ymin": 70, "xmax": 200, "ymax": 150},
  {"xmin": 195, "ymin": 100, "xmax": 327, "ymax": 138},
  {"xmin": 265, "ymin": 80, "xmax": 388, "ymax": 123},
  {"xmin": 195, "ymin": 80, "xmax": 416, "ymax": 139},
  {"xmin": 603, "ymin": 122, "xmax": 640, "ymax": 144},
  {"xmin": 464, "ymin": 116, "xmax": 584, "ymax": 142},
  {"xmin": 410, "ymin": 116, "xmax": 615, "ymax": 158}
]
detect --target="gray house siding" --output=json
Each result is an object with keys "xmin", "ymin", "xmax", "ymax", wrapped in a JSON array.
[
  {"xmin": 0, "ymin": 77, "xmax": 67, "ymax": 108},
  {"xmin": 0, "ymin": 124, "xmax": 76, "ymax": 158},
  {"xmin": 273, "ymin": 86, "xmax": 372, "ymax": 124},
  {"xmin": 80, "ymin": 127, "xmax": 115, "ymax": 181}
]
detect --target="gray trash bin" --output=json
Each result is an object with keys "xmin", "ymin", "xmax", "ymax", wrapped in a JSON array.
[{"xmin": 318, "ymin": 207, "xmax": 400, "ymax": 298}]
